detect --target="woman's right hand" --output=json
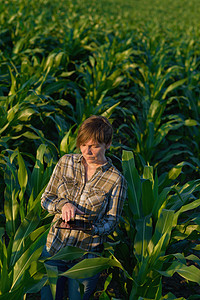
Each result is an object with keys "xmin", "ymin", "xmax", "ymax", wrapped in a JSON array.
[{"xmin": 61, "ymin": 203, "xmax": 84, "ymax": 222}]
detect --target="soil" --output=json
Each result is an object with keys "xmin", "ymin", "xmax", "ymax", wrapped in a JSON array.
[{"xmin": 162, "ymin": 273, "xmax": 200, "ymax": 299}]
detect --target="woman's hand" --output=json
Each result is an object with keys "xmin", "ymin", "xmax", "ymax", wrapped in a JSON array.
[{"xmin": 61, "ymin": 203, "xmax": 84, "ymax": 222}]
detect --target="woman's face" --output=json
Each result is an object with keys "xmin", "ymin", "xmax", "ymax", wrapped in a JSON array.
[{"xmin": 80, "ymin": 139, "xmax": 109, "ymax": 166}]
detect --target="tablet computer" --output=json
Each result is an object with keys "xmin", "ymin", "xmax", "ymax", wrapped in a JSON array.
[{"xmin": 55, "ymin": 218, "xmax": 92, "ymax": 231}]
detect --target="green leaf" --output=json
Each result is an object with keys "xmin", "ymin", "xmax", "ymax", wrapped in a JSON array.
[
  {"xmin": 162, "ymin": 78, "xmax": 187, "ymax": 99},
  {"xmin": 0, "ymin": 240, "xmax": 10, "ymax": 294},
  {"xmin": 102, "ymin": 273, "xmax": 112, "ymax": 291},
  {"xmin": 21, "ymin": 131, "xmax": 41, "ymax": 139},
  {"xmin": 184, "ymin": 119, "xmax": 198, "ymax": 126},
  {"xmin": 61, "ymin": 257, "xmax": 132, "ymax": 280},
  {"xmin": 152, "ymin": 171, "xmax": 160, "ymax": 220},
  {"xmin": 148, "ymin": 210, "xmax": 174, "ymax": 264},
  {"xmin": 99, "ymin": 291, "xmax": 111, "ymax": 300},
  {"xmin": 10, "ymin": 210, "xmax": 40, "ymax": 267},
  {"xmin": 17, "ymin": 108, "xmax": 36, "ymax": 121},
  {"xmin": 185, "ymin": 254, "xmax": 200, "ymax": 268},
  {"xmin": 31, "ymin": 144, "xmax": 47, "ymax": 197},
  {"xmin": 162, "ymin": 292, "xmax": 186, "ymax": 299},
  {"xmin": 0, "ymin": 286, "xmax": 24, "ymax": 300},
  {"xmin": 17, "ymin": 150, "xmax": 28, "ymax": 220},
  {"xmin": 25, "ymin": 275, "xmax": 47, "ymax": 294},
  {"xmin": 7, "ymin": 66, "xmax": 17, "ymax": 96},
  {"xmin": 44, "ymin": 263, "xmax": 58, "ymax": 300},
  {"xmin": 122, "ymin": 150, "xmax": 141, "ymax": 218},
  {"xmin": 25, "ymin": 224, "xmax": 50, "ymax": 252},
  {"xmin": 159, "ymin": 261, "xmax": 200, "ymax": 284},
  {"xmin": 4, "ymin": 188, "xmax": 19, "ymax": 236},
  {"xmin": 46, "ymin": 246, "xmax": 86, "ymax": 262},
  {"xmin": 19, "ymin": 257, "xmax": 47, "ymax": 293},
  {"xmin": 27, "ymin": 186, "xmax": 45, "ymax": 214},
  {"xmin": 17, "ymin": 151, "xmax": 28, "ymax": 197},
  {"xmin": 146, "ymin": 122, "xmax": 155, "ymax": 150},
  {"xmin": 60, "ymin": 125, "xmax": 77, "ymax": 156},
  {"xmin": 152, "ymin": 209, "xmax": 174, "ymax": 246},
  {"xmin": 61, "ymin": 257, "xmax": 111, "ymax": 279},
  {"xmin": 143, "ymin": 165, "xmax": 154, "ymax": 182},
  {"xmin": 134, "ymin": 215, "xmax": 153, "ymax": 261},
  {"xmin": 10, "ymin": 228, "xmax": 48, "ymax": 290},
  {"xmin": 142, "ymin": 179, "xmax": 154, "ymax": 216},
  {"xmin": 173, "ymin": 199, "xmax": 200, "ymax": 227},
  {"xmin": 101, "ymin": 101, "xmax": 120, "ymax": 119},
  {"xmin": 168, "ymin": 162, "xmax": 185, "ymax": 180}
]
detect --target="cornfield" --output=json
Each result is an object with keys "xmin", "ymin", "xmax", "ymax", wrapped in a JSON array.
[{"xmin": 0, "ymin": 0, "xmax": 200, "ymax": 299}]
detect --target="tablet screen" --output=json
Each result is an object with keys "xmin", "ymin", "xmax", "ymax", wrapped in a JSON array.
[{"xmin": 55, "ymin": 218, "xmax": 92, "ymax": 231}]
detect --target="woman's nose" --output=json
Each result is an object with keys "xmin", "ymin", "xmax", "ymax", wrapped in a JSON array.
[{"xmin": 86, "ymin": 147, "xmax": 92, "ymax": 154}]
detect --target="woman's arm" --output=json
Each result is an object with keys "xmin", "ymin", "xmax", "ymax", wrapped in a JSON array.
[
  {"xmin": 41, "ymin": 156, "xmax": 69, "ymax": 214},
  {"xmin": 92, "ymin": 175, "xmax": 127, "ymax": 236}
]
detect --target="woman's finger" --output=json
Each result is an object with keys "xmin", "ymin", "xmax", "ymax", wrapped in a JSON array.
[{"xmin": 62, "ymin": 203, "xmax": 83, "ymax": 221}]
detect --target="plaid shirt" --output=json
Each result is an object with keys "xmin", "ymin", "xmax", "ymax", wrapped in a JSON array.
[{"xmin": 41, "ymin": 153, "xmax": 127, "ymax": 255}]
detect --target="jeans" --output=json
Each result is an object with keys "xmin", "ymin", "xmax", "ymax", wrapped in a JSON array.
[{"xmin": 40, "ymin": 246, "xmax": 100, "ymax": 300}]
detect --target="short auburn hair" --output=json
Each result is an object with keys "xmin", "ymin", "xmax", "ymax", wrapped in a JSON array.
[{"xmin": 76, "ymin": 115, "xmax": 113, "ymax": 148}]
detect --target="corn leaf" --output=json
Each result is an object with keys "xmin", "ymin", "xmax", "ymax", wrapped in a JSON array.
[
  {"xmin": 142, "ymin": 179, "xmax": 154, "ymax": 216},
  {"xmin": 46, "ymin": 246, "xmax": 86, "ymax": 262},
  {"xmin": 159, "ymin": 261, "xmax": 200, "ymax": 284},
  {"xmin": 44, "ymin": 263, "xmax": 58, "ymax": 300},
  {"xmin": 10, "ymin": 210, "xmax": 41, "ymax": 267},
  {"xmin": 10, "ymin": 228, "xmax": 48, "ymax": 290},
  {"xmin": 134, "ymin": 215, "xmax": 153, "ymax": 261},
  {"xmin": 31, "ymin": 144, "xmax": 47, "ymax": 197},
  {"xmin": 122, "ymin": 150, "xmax": 141, "ymax": 218},
  {"xmin": 162, "ymin": 79, "xmax": 187, "ymax": 100},
  {"xmin": 61, "ymin": 257, "xmax": 132, "ymax": 280}
]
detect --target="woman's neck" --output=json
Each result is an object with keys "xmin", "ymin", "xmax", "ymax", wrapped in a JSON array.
[{"xmin": 82, "ymin": 158, "xmax": 107, "ymax": 181}]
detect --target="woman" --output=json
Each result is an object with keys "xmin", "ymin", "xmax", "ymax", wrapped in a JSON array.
[{"xmin": 41, "ymin": 115, "xmax": 127, "ymax": 300}]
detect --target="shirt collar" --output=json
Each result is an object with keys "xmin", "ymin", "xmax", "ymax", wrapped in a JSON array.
[{"xmin": 101, "ymin": 157, "xmax": 112, "ymax": 171}]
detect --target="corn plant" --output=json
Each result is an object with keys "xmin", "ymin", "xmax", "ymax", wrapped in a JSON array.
[
  {"xmin": 1, "ymin": 0, "xmax": 200, "ymax": 185},
  {"xmin": 121, "ymin": 34, "xmax": 200, "ymax": 176},
  {"xmin": 111, "ymin": 150, "xmax": 200, "ymax": 299},
  {"xmin": 0, "ymin": 145, "xmax": 58, "ymax": 298},
  {"xmin": 0, "ymin": 210, "xmax": 50, "ymax": 299},
  {"xmin": 2, "ymin": 145, "xmax": 55, "ymax": 227}
]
